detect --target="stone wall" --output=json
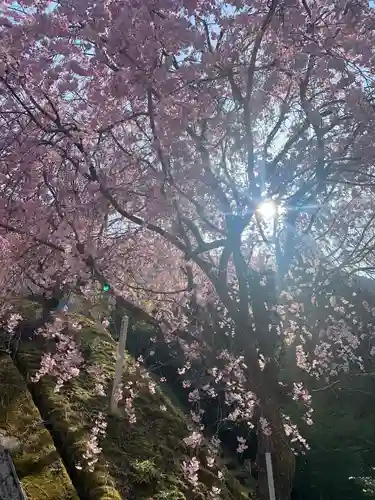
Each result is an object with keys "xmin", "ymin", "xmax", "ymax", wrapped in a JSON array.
[{"xmin": 0, "ymin": 446, "xmax": 26, "ymax": 500}]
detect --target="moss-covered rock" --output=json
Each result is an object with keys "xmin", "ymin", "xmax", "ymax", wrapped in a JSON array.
[
  {"xmin": 0, "ymin": 349, "xmax": 78, "ymax": 500},
  {"xmin": 5, "ymin": 302, "xmax": 252, "ymax": 499}
]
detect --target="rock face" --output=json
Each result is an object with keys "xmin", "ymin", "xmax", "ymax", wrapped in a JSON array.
[
  {"xmin": 0, "ymin": 446, "xmax": 27, "ymax": 500},
  {"xmin": 0, "ymin": 429, "xmax": 21, "ymax": 451},
  {"xmin": 0, "ymin": 351, "xmax": 78, "ymax": 500}
]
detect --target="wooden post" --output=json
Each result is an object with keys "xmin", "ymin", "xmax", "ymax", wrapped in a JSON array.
[
  {"xmin": 265, "ymin": 452, "xmax": 276, "ymax": 500},
  {"xmin": 109, "ymin": 315, "xmax": 128, "ymax": 414}
]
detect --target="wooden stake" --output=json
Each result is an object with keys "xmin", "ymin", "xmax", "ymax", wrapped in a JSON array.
[
  {"xmin": 265, "ymin": 452, "xmax": 276, "ymax": 500},
  {"xmin": 109, "ymin": 315, "xmax": 128, "ymax": 414}
]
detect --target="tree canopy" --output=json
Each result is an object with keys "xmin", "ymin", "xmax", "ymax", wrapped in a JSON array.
[{"xmin": 1, "ymin": 1, "xmax": 375, "ymax": 498}]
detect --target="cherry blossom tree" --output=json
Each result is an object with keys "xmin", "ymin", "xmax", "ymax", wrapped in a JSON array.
[{"xmin": 1, "ymin": 0, "xmax": 375, "ymax": 498}]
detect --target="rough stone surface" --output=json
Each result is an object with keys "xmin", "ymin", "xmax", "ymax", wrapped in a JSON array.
[
  {"xmin": 0, "ymin": 429, "xmax": 21, "ymax": 452},
  {"xmin": 0, "ymin": 446, "xmax": 26, "ymax": 500}
]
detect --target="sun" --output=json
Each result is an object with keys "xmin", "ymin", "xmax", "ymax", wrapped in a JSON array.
[{"xmin": 256, "ymin": 200, "xmax": 278, "ymax": 220}]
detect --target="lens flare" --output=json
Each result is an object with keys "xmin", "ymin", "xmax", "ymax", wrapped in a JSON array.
[{"xmin": 257, "ymin": 200, "xmax": 277, "ymax": 219}]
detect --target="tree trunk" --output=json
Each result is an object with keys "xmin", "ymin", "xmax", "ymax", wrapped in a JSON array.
[{"xmin": 256, "ymin": 400, "xmax": 295, "ymax": 500}]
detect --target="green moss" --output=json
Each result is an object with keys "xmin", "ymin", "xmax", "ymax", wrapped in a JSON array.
[
  {"xmin": 7, "ymin": 302, "xmax": 252, "ymax": 499},
  {"xmin": 0, "ymin": 350, "xmax": 78, "ymax": 500},
  {"xmin": 153, "ymin": 488, "xmax": 187, "ymax": 499},
  {"xmin": 130, "ymin": 458, "xmax": 161, "ymax": 483}
]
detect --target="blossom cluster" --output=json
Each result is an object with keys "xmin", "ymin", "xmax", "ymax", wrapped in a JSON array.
[
  {"xmin": 32, "ymin": 318, "xmax": 84, "ymax": 392},
  {"xmin": 76, "ymin": 412, "xmax": 107, "ymax": 472},
  {"xmin": 5, "ymin": 312, "xmax": 23, "ymax": 335}
]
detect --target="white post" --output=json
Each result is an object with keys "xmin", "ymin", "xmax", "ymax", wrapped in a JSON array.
[
  {"xmin": 265, "ymin": 452, "xmax": 276, "ymax": 500},
  {"xmin": 109, "ymin": 315, "xmax": 128, "ymax": 414}
]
